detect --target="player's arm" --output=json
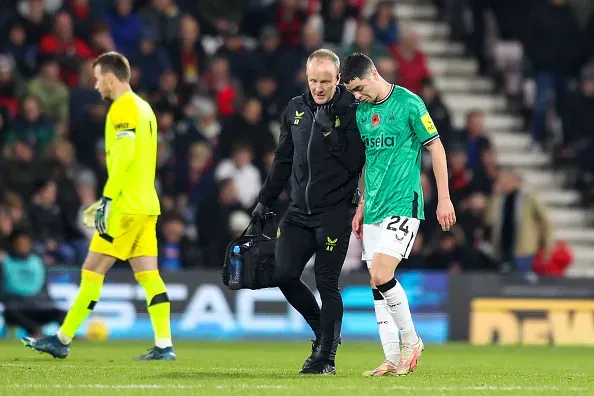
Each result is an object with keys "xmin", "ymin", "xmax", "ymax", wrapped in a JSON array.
[
  {"xmin": 410, "ymin": 95, "xmax": 456, "ymax": 231},
  {"xmin": 321, "ymin": 107, "xmax": 366, "ymax": 174},
  {"xmin": 103, "ymin": 104, "xmax": 137, "ymax": 201},
  {"xmin": 257, "ymin": 107, "xmax": 294, "ymax": 208}
]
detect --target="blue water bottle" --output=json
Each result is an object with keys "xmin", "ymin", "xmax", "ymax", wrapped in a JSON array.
[{"xmin": 229, "ymin": 245, "xmax": 242, "ymax": 290}]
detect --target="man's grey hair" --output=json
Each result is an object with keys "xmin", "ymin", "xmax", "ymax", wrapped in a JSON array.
[{"xmin": 307, "ymin": 49, "xmax": 340, "ymax": 75}]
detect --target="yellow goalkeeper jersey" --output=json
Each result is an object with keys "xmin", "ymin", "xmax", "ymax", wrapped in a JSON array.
[{"xmin": 103, "ymin": 90, "xmax": 160, "ymax": 215}]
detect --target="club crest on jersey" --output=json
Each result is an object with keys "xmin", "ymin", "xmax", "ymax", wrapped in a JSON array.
[{"xmin": 371, "ymin": 113, "xmax": 380, "ymax": 127}]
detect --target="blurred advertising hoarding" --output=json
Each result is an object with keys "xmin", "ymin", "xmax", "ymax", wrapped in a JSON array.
[{"xmin": 0, "ymin": 270, "xmax": 449, "ymax": 343}]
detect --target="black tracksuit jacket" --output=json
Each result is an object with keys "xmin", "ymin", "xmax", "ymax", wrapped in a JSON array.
[{"xmin": 258, "ymin": 86, "xmax": 365, "ymax": 216}]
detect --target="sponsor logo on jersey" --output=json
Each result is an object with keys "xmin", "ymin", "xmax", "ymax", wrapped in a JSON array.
[
  {"xmin": 421, "ymin": 113, "xmax": 437, "ymax": 134},
  {"xmin": 114, "ymin": 122, "xmax": 129, "ymax": 131},
  {"xmin": 294, "ymin": 111, "xmax": 304, "ymax": 125},
  {"xmin": 363, "ymin": 134, "xmax": 395, "ymax": 148},
  {"xmin": 326, "ymin": 237, "xmax": 338, "ymax": 252},
  {"xmin": 371, "ymin": 113, "xmax": 380, "ymax": 127}
]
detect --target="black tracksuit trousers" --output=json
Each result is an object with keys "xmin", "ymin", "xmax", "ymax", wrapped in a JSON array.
[{"xmin": 274, "ymin": 204, "xmax": 353, "ymax": 362}]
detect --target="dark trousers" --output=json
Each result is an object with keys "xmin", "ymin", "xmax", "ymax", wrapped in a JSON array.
[
  {"xmin": 4, "ymin": 308, "xmax": 66, "ymax": 336},
  {"xmin": 274, "ymin": 205, "xmax": 353, "ymax": 362}
]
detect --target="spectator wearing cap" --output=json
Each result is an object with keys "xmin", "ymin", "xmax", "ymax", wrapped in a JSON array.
[
  {"xmin": 369, "ymin": 0, "xmax": 399, "ymax": 47},
  {"xmin": 168, "ymin": 14, "xmax": 209, "ymax": 88},
  {"xmin": 0, "ymin": 56, "xmax": 24, "ymax": 119},
  {"xmin": 559, "ymin": 64, "xmax": 594, "ymax": 166},
  {"xmin": 105, "ymin": 0, "xmax": 143, "ymax": 55},
  {"xmin": 188, "ymin": 96, "xmax": 221, "ymax": 145},
  {"xmin": 140, "ymin": 0, "xmax": 182, "ymax": 48},
  {"xmin": 2, "ymin": 24, "xmax": 38, "ymax": 78},
  {"xmin": 130, "ymin": 30, "xmax": 172, "ymax": 91},
  {"xmin": 38, "ymin": 11, "xmax": 93, "ymax": 88},
  {"xmin": 4, "ymin": 96, "xmax": 55, "ymax": 155},
  {"xmin": 390, "ymin": 25, "xmax": 430, "ymax": 94},
  {"xmin": 26, "ymin": 59, "xmax": 69, "ymax": 125}
]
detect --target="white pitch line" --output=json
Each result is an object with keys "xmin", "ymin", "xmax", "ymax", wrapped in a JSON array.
[{"xmin": 1, "ymin": 384, "xmax": 590, "ymax": 392}]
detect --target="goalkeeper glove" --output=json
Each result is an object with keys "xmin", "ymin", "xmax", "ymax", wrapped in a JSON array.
[
  {"xmin": 82, "ymin": 200, "xmax": 102, "ymax": 229},
  {"xmin": 95, "ymin": 196, "xmax": 112, "ymax": 235}
]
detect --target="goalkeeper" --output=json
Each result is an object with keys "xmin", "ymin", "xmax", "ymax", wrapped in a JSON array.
[{"xmin": 22, "ymin": 52, "xmax": 174, "ymax": 361}]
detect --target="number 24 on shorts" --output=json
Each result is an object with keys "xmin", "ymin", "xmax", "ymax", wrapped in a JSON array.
[{"xmin": 386, "ymin": 216, "xmax": 409, "ymax": 241}]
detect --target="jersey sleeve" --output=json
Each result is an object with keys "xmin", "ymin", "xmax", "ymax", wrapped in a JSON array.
[
  {"xmin": 103, "ymin": 99, "xmax": 137, "ymax": 199},
  {"xmin": 409, "ymin": 94, "xmax": 439, "ymax": 146},
  {"xmin": 109, "ymin": 99, "xmax": 138, "ymax": 137}
]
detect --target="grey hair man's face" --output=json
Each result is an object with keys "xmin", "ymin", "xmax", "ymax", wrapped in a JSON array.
[{"xmin": 306, "ymin": 58, "xmax": 339, "ymax": 105}]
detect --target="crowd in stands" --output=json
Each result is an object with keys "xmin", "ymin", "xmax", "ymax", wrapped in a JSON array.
[
  {"xmin": 0, "ymin": 0, "xmax": 569, "ymax": 278},
  {"xmin": 439, "ymin": 0, "xmax": 594, "ymax": 205}
]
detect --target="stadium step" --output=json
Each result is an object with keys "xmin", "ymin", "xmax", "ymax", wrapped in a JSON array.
[
  {"xmin": 555, "ymin": 227, "xmax": 594, "ymax": 244},
  {"xmin": 434, "ymin": 76, "xmax": 494, "ymax": 93},
  {"xmin": 496, "ymin": 151, "xmax": 549, "ymax": 168},
  {"xmin": 413, "ymin": 21, "xmax": 450, "ymax": 40},
  {"xmin": 416, "ymin": 6, "xmax": 594, "ymax": 272},
  {"xmin": 548, "ymin": 208, "xmax": 590, "ymax": 227},
  {"xmin": 518, "ymin": 169, "xmax": 564, "ymax": 188},
  {"xmin": 419, "ymin": 40, "xmax": 465, "ymax": 57},
  {"xmin": 442, "ymin": 93, "xmax": 507, "ymax": 113},
  {"xmin": 538, "ymin": 189, "xmax": 581, "ymax": 207},
  {"xmin": 428, "ymin": 57, "xmax": 478, "ymax": 76},
  {"xmin": 451, "ymin": 112, "xmax": 523, "ymax": 130},
  {"xmin": 394, "ymin": 3, "xmax": 438, "ymax": 20},
  {"xmin": 489, "ymin": 131, "xmax": 531, "ymax": 149}
]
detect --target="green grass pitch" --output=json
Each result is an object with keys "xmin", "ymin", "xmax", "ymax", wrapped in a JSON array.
[{"xmin": 1, "ymin": 340, "xmax": 593, "ymax": 395}]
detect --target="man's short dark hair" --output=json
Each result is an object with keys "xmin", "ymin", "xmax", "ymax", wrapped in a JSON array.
[
  {"xmin": 340, "ymin": 53, "xmax": 375, "ymax": 84},
  {"xmin": 93, "ymin": 51, "xmax": 131, "ymax": 82}
]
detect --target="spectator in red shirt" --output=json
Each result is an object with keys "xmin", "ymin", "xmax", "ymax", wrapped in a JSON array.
[
  {"xmin": 206, "ymin": 58, "xmax": 240, "ymax": 118},
  {"xmin": 268, "ymin": 0, "xmax": 309, "ymax": 47},
  {"xmin": 390, "ymin": 26, "xmax": 430, "ymax": 94},
  {"xmin": 62, "ymin": 0, "xmax": 96, "ymax": 42},
  {"xmin": 39, "ymin": 11, "xmax": 93, "ymax": 88}
]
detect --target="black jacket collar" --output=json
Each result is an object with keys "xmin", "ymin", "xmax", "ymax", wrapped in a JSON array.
[{"xmin": 303, "ymin": 85, "xmax": 354, "ymax": 114}]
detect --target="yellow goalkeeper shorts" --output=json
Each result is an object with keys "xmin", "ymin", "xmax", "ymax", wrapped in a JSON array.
[{"xmin": 89, "ymin": 212, "xmax": 158, "ymax": 260}]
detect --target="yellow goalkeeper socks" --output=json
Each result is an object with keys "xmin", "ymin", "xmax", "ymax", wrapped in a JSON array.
[
  {"xmin": 135, "ymin": 270, "xmax": 172, "ymax": 348},
  {"xmin": 58, "ymin": 270, "xmax": 104, "ymax": 344}
]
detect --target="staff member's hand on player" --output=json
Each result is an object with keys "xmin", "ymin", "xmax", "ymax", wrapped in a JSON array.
[
  {"xmin": 436, "ymin": 197, "xmax": 456, "ymax": 231},
  {"xmin": 352, "ymin": 202, "xmax": 364, "ymax": 240},
  {"xmin": 95, "ymin": 196, "xmax": 112, "ymax": 234}
]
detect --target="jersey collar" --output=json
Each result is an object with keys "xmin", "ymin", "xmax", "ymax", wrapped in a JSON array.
[{"xmin": 373, "ymin": 84, "xmax": 395, "ymax": 105}]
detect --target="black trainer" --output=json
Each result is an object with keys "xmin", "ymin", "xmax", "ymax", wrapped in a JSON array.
[
  {"xmin": 301, "ymin": 337, "xmax": 322, "ymax": 371},
  {"xmin": 299, "ymin": 359, "xmax": 337, "ymax": 375}
]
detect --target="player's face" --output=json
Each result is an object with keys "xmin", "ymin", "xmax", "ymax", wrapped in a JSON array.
[
  {"xmin": 94, "ymin": 65, "xmax": 112, "ymax": 100},
  {"xmin": 344, "ymin": 76, "xmax": 377, "ymax": 103},
  {"xmin": 306, "ymin": 58, "xmax": 339, "ymax": 105}
]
